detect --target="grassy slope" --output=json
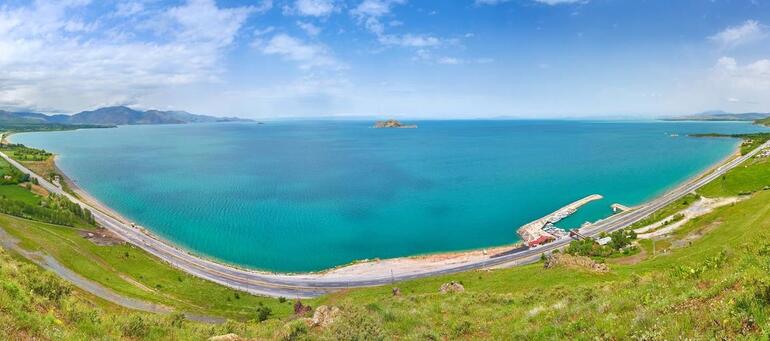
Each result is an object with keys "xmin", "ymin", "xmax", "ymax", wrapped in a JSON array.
[
  {"xmin": 0, "ymin": 214, "xmax": 300, "ymax": 321},
  {"xmin": 0, "ymin": 247, "xmax": 286, "ymax": 340},
  {"xmin": 0, "ymin": 185, "xmax": 40, "ymax": 205},
  {"xmin": 314, "ymin": 190, "xmax": 770, "ymax": 339},
  {"xmin": 699, "ymin": 156, "xmax": 770, "ymax": 197}
]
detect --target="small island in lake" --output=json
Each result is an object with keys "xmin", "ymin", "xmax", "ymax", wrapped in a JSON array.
[{"xmin": 373, "ymin": 119, "xmax": 417, "ymax": 129}]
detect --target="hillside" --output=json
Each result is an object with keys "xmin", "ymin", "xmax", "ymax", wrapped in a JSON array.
[
  {"xmin": 3, "ymin": 135, "xmax": 770, "ymax": 339},
  {"xmin": 0, "ymin": 106, "xmax": 251, "ymax": 126},
  {"xmin": 755, "ymin": 116, "xmax": 770, "ymax": 127},
  {"xmin": 665, "ymin": 110, "xmax": 770, "ymax": 121}
]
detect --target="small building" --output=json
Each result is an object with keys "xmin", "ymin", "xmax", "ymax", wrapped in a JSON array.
[
  {"xmin": 528, "ymin": 235, "xmax": 555, "ymax": 247},
  {"xmin": 596, "ymin": 236, "xmax": 612, "ymax": 246}
]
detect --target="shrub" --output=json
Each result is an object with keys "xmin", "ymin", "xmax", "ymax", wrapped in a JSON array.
[
  {"xmin": 30, "ymin": 272, "xmax": 71, "ymax": 302},
  {"xmin": 327, "ymin": 305, "xmax": 385, "ymax": 341},
  {"xmin": 256, "ymin": 303, "xmax": 272, "ymax": 322},
  {"xmin": 277, "ymin": 319, "xmax": 309, "ymax": 341},
  {"xmin": 122, "ymin": 314, "xmax": 150, "ymax": 338}
]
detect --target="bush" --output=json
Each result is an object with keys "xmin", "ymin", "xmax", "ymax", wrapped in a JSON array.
[
  {"xmin": 122, "ymin": 314, "xmax": 150, "ymax": 338},
  {"xmin": 277, "ymin": 319, "xmax": 309, "ymax": 341},
  {"xmin": 30, "ymin": 272, "xmax": 71, "ymax": 302},
  {"xmin": 327, "ymin": 305, "xmax": 385, "ymax": 341},
  {"xmin": 256, "ymin": 303, "xmax": 272, "ymax": 322}
]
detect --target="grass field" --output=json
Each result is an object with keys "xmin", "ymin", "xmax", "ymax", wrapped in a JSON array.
[
  {"xmin": 0, "ymin": 184, "xmax": 41, "ymax": 205},
  {"xmin": 699, "ymin": 156, "xmax": 770, "ymax": 197},
  {"xmin": 0, "ymin": 214, "xmax": 302, "ymax": 321}
]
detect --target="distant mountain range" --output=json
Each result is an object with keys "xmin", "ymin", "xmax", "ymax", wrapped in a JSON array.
[
  {"xmin": 0, "ymin": 106, "xmax": 252, "ymax": 126},
  {"xmin": 664, "ymin": 110, "xmax": 770, "ymax": 122}
]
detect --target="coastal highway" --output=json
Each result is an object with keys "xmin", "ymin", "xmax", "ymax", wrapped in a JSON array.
[{"xmin": 1, "ymin": 140, "xmax": 768, "ymax": 298}]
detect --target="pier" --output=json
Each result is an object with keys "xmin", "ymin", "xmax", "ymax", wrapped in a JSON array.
[
  {"xmin": 611, "ymin": 203, "xmax": 631, "ymax": 213},
  {"xmin": 517, "ymin": 194, "xmax": 604, "ymax": 247}
]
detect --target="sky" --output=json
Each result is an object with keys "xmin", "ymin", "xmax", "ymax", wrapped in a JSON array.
[{"xmin": 1, "ymin": 0, "xmax": 770, "ymax": 119}]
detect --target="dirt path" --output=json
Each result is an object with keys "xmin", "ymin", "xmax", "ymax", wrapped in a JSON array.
[
  {"xmin": 0, "ymin": 226, "xmax": 225, "ymax": 324},
  {"xmin": 635, "ymin": 197, "xmax": 741, "ymax": 239}
]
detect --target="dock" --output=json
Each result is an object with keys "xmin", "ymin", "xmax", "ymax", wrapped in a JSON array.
[
  {"xmin": 610, "ymin": 203, "xmax": 631, "ymax": 213},
  {"xmin": 517, "ymin": 194, "xmax": 604, "ymax": 247}
]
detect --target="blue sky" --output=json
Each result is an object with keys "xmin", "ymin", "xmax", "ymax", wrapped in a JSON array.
[{"xmin": 1, "ymin": 0, "xmax": 769, "ymax": 119}]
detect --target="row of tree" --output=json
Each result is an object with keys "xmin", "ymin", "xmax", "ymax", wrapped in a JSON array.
[{"xmin": 0, "ymin": 194, "xmax": 97, "ymax": 227}]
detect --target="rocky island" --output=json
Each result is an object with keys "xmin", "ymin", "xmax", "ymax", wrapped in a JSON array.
[{"xmin": 373, "ymin": 119, "xmax": 417, "ymax": 128}]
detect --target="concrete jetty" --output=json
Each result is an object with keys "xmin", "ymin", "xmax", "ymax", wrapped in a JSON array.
[
  {"xmin": 610, "ymin": 203, "xmax": 631, "ymax": 213},
  {"xmin": 517, "ymin": 194, "xmax": 604, "ymax": 246}
]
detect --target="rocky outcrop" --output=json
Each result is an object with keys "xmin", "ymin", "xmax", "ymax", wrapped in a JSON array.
[
  {"xmin": 439, "ymin": 281, "xmax": 465, "ymax": 294},
  {"xmin": 311, "ymin": 305, "xmax": 340, "ymax": 327},
  {"xmin": 373, "ymin": 119, "xmax": 417, "ymax": 128},
  {"xmin": 544, "ymin": 253, "xmax": 609, "ymax": 272}
]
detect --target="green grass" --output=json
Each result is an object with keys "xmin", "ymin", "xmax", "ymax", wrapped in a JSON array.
[
  {"xmin": 0, "ymin": 214, "xmax": 303, "ymax": 321},
  {"xmin": 311, "ymin": 190, "xmax": 770, "ymax": 339},
  {"xmin": 0, "ymin": 143, "xmax": 52, "ymax": 162},
  {"xmin": 0, "ymin": 185, "xmax": 41, "ymax": 205},
  {"xmin": 698, "ymin": 157, "xmax": 770, "ymax": 197},
  {"xmin": 0, "ymin": 156, "xmax": 13, "ymax": 176},
  {"xmin": 627, "ymin": 193, "xmax": 699, "ymax": 230},
  {"xmin": 0, "ymin": 246, "xmax": 287, "ymax": 340}
]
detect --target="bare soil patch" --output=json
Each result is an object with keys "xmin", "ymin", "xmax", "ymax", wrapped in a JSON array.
[{"xmin": 79, "ymin": 228, "xmax": 125, "ymax": 246}]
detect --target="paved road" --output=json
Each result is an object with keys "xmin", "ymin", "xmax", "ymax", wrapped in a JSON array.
[{"xmin": 1, "ymin": 140, "xmax": 766, "ymax": 298}]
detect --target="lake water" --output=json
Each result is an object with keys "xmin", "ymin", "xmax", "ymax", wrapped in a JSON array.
[{"xmin": 13, "ymin": 120, "xmax": 768, "ymax": 272}]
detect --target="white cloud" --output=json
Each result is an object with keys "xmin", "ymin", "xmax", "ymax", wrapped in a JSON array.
[
  {"xmin": 711, "ymin": 57, "xmax": 770, "ymax": 103},
  {"xmin": 351, "ymin": 0, "xmax": 448, "ymax": 49},
  {"xmin": 259, "ymin": 34, "xmax": 341, "ymax": 69},
  {"xmin": 437, "ymin": 57, "xmax": 461, "ymax": 65},
  {"xmin": 297, "ymin": 21, "xmax": 322, "ymax": 36},
  {"xmin": 413, "ymin": 49, "xmax": 493, "ymax": 65},
  {"xmin": 0, "ymin": 0, "xmax": 257, "ymax": 112},
  {"xmin": 709, "ymin": 20, "xmax": 767, "ymax": 49},
  {"xmin": 286, "ymin": 0, "xmax": 339, "ymax": 17},
  {"xmin": 380, "ymin": 33, "xmax": 441, "ymax": 47},
  {"xmin": 164, "ymin": 0, "xmax": 256, "ymax": 46},
  {"xmin": 115, "ymin": 2, "xmax": 145, "ymax": 17},
  {"xmin": 351, "ymin": 0, "xmax": 405, "ymax": 17}
]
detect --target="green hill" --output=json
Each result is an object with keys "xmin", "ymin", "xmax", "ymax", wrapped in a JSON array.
[{"xmin": 755, "ymin": 116, "xmax": 770, "ymax": 127}]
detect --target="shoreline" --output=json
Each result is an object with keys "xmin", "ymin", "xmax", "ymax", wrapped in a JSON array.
[
  {"xmin": 5, "ymin": 132, "xmax": 744, "ymax": 273},
  {"xmin": 1, "ymin": 128, "xmax": 761, "ymax": 298},
  {"xmin": 6, "ymin": 131, "xmax": 529, "ymax": 274},
  {"xmin": 47, "ymin": 146, "xmax": 740, "ymax": 276}
]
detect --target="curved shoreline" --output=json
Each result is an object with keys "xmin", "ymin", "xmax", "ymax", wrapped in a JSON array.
[{"xmin": 2, "ymin": 131, "xmax": 762, "ymax": 298}]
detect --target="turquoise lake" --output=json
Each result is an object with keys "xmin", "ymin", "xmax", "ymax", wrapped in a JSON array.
[{"xmin": 13, "ymin": 120, "xmax": 769, "ymax": 272}]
